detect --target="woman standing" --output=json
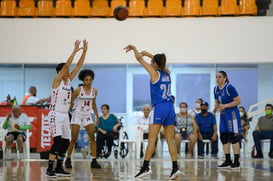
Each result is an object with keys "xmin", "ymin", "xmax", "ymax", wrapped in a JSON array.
[
  {"xmin": 46, "ymin": 40, "xmax": 87, "ymax": 177},
  {"xmin": 214, "ymin": 70, "xmax": 242, "ymax": 169},
  {"xmin": 124, "ymin": 45, "xmax": 181, "ymax": 180},
  {"xmin": 65, "ymin": 69, "xmax": 101, "ymax": 169}
]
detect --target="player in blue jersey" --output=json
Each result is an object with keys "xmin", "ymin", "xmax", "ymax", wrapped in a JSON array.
[
  {"xmin": 124, "ymin": 45, "xmax": 181, "ymax": 180},
  {"xmin": 213, "ymin": 71, "xmax": 242, "ymax": 169}
]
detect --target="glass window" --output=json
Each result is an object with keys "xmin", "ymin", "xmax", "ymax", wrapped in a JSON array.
[
  {"xmin": 133, "ymin": 74, "xmax": 150, "ymax": 111},
  {"xmin": 0, "ymin": 66, "xmax": 23, "ymax": 103},
  {"xmin": 176, "ymin": 74, "xmax": 210, "ymax": 110},
  {"xmin": 219, "ymin": 69, "xmax": 258, "ymax": 110},
  {"xmin": 90, "ymin": 69, "xmax": 126, "ymax": 113}
]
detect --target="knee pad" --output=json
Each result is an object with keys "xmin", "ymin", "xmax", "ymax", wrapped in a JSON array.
[
  {"xmin": 220, "ymin": 133, "xmax": 229, "ymax": 144},
  {"xmin": 59, "ymin": 138, "xmax": 70, "ymax": 157},
  {"xmin": 50, "ymin": 136, "xmax": 62, "ymax": 155},
  {"xmin": 229, "ymin": 133, "xmax": 239, "ymax": 144}
]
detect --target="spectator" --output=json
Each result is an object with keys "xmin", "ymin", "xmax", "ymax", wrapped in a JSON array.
[
  {"xmin": 190, "ymin": 98, "xmax": 203, "ymax": 117},
  {"xmin": 21, "ymin": 86, "xmax": 50, "ymax": 105},
  {"xmin": 96, "ymin": 104, "xmax": 121, "ymax": 158},
  {"xmin": 136, "ymin": 105, "xmax": 151, "ymax": 157},
  {"xmin": 252, "ymin": 104, "xmax": 273, "ymax": 159},
  {"xmin": 2, "ymin": 105, "xmax": 31, "ymax": 153},
  {"xmin": 238, "ymin": 106, "xmax": 250, "ymax": 148},
  {"xmin": 195, "ymin": 101, "xmax": 218, "ymax": 159},
  {"xmin": 174, "ymin": 102, "xmax": 198, "ymax": 159}
]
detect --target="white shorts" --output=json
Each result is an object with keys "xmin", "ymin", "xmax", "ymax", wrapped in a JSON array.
[
  {"xmin": 71, "ymin": 111, "xmax": 94, "ymax": 127},
  {"xmin": 48, "ymin": 111, "xmax": 71, "ymax": 139}
]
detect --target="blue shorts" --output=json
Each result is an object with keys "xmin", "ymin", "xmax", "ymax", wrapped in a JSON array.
[
  {"xmin": 220, "ymin": 109, "xmax": 242, "ymax": 133},
  {"xmin": 150, "ymin": 101, "xmax": 176, "ymax": 126}
]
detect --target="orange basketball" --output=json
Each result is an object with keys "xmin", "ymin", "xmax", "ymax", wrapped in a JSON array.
[{"xmin": 113, "ymin": 6, "xmax": 129, "ymax": 21}]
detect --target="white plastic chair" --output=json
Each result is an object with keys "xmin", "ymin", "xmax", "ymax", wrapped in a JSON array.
[
  {"xmin": 181, "ymin": 140, "xmax": 198, "ymax": 159},
  {"xmin": 202, "ymin": 139, "xmax": 212, "ymax": 158},
  {"xmin": 261, "ymin": 139, "xmax": 271, "ymax": 157},
  {"xmin": 118, "ymin": 125, "xmax": 143, "ymax": 159},
  {"xmin": 2, "ymin": 129, "xmax": 30, "ymax": 159}
]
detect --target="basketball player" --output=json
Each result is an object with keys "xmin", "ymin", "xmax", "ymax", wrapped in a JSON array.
[
  {"xmin": 46, "ymin": 40, "xmax": 88, "ymax": 177},
  {"xmin": 124, "ymin": 45, "xmax": 181, "ymax": 180},
  {"xmin": 214, "ymin": 70, "xmax": 242, "ymax": 169},
  {"xmin": 65, "ymin": 69, "xmax": 101, "ymax": 169}
]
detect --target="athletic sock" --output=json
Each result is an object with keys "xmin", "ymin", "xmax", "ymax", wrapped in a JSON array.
[
  {"xmin": 225, "ymin": 154, "xmax": 231, "ymax": 162},
  {"xmin": 48, "ymin": 160, "xmax": 54, "ymax": 170},
  {"xmin": 172, "ymin": 161, "xmax": 178, "ymax": 170},
  {"xmin": 143, "ymin": 160, "xmax": 150, "ymax": 169},
  {"xmin": 234, "ymin": 154, "xmax": 240, "ymax": 163}
]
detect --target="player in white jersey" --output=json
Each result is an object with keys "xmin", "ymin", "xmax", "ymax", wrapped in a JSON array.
[
  {"xmin": 65, "ymin": 69, "xmax": 101, "ymax": 169},
  {"xmin": 46, "ymin": 40, "xmax": 88, "ymax": 178}
]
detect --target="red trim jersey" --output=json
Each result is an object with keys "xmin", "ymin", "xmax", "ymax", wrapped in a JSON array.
[
  {"xmin": 73, "ymin": 86, "xmax": 95, "ymax": 115},
  {"xmin": 50, "ymin": 79, "xmax": 72, "ymax": 113}
]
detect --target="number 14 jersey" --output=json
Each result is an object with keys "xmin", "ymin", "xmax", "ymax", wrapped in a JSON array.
[{"xmin": 73, "ymin": 86, "xmax": 96, "ymax": 115}]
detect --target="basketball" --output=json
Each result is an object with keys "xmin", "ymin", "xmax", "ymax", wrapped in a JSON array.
[{"xmin": 113, "ymin": 6, "xmax": 129, "ymax": 21}]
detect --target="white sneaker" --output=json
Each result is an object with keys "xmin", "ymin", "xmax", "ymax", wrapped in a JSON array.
[
  {"xmin": 135, "ymin": 167, "xmax": 152, "ymax": 179},
  {"xmin": 168, "ymin": 168, "xmax": 181, "ymax": 180}
]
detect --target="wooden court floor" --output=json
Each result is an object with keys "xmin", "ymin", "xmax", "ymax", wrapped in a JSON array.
[{"xmin": 0, "ymin": 154, "xmax": 273, "ymax": 181}]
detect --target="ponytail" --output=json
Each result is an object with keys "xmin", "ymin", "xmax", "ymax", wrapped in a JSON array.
[{"xmin": 153, "ymin": 53, "xmax": 166, "ymax": 71}]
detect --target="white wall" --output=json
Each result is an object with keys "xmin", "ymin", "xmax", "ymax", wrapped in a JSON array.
[{"xmin": 0, "ymin": 17, "xmax": 273, "ymax": 64}]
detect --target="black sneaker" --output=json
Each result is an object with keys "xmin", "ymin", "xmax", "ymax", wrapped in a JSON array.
[
  {"xmin": 65, "ymin": 158, "xmax": 72, "ymax": 169},
  {"xmin": 230, "ymin": 162, "xmax": 240, "ymax": 170},
  {"xmin": 135, "ymin": 167, "xmax": 152, "ymax": 179},
  {"xmin": 55, "ymin": 167, "xmax": 71, "ymax": 177},
  {"xmin": 168, "ymin": 168, "xmax": 181, "ymax": 180},
  {"xmin": 253, "ymin": 152, "xmax": 263, "ymax": 159},
  {"xmin": 91, "ymin": 159, "xmax": 101, "ymax": 169},
  {"xmin": 46, "ymin": 168, "xmax": 57, "ymax": 177},
  {"xmin": 217, "ymin": 160, "xmax": 232, "ymax": 168}
]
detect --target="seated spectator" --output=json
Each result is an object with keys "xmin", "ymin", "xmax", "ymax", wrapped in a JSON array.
[
  {"xmin": 2, "ymin": 105, "xmax": 31, "ymax": 152},
  {"xmin": 238, "ymin": 106, "xmax": 250, "ymax": 148},
  {"xmin": 21, "ymin": 86, "xmax": 50, "ymax": 105},
  {"xmin": 96, "ymin": 104, "xmax": 121, "ymax": 158},
  {"xmin": 190, "ymin": 98, "xmax": 203, "ymax": 117},
  {"xmin": 252, "ymin": 104, "xmax": 273, "ymax": 159},
  {"xmin": 174, "ymin": 102, "xmax": 198, "ymax": 159},
  {"xmin": 136, "ymin": 105, "xmax": 151, "ymax": 158},
  {"xmin": 195, "ymin": 101, "xmax": 218, "ymax": 159}
]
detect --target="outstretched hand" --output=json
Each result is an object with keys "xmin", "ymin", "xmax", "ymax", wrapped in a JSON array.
[
  {"xmin": 73, "ymin": 40, "xmax": 82, "ymax": 53},
  {"xmin": 123, "ymin": 45, "xmax": 136, "ymax": 53},
  {"xmin": 82, "ymin": 39, "xmax": 88, "ymax": 52}
]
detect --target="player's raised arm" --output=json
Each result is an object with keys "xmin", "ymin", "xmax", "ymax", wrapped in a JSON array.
[
  {"xmin": 69, "ymin": 39, "xmax": 88, "ymax": 81},
  {"xmin": 52, "ymin": 40, "xmax": 82, "ymax": 89},
  {"xmin": 124, "ymin": 45, "xmax": 158, "ymax": 82}
]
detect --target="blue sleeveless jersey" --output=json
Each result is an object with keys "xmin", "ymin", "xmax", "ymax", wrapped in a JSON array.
[
  {"xmin": 214, "ymin": 82, "xmax": 239, "ymax": 112},
  {"xmin": 150, "ymin": 70, "xmax": 172, "ymax": 105}
]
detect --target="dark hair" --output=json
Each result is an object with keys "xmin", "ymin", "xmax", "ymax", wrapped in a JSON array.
[
  {"xmin": 239, "ymin": 106, "xmax": 248, "ymax": 120},
  {"xmin": 78, "ymin": 69, "xmax": 95, "ymax": 81},
  {"xmin": 171, "ymin": 95, "xmax": 175, "ymax": 104},
  {"xmin": 152, "ymin": 54, "xmax": 166, "ymax": 71},
  {"xmin": 101, "ymin": 104, "xmax": 110, "ymax": 110},
  {"xmin": 56, "ymin": 63, "xmax": 65, "ymax": 73},
  {"xmin": 265, "ymin": 104, "xmax": 273, "ymax": 110},
  {"xmin": 179, "ymin": 102, "xmax": 188, "ymax": 108},
  {"xmin": 196, "ymin": 98, "xmax": 203, "ymax": 103},
  {"xmin": 218, "ymin": 70, "xmax": 229, "ymax": 83}
]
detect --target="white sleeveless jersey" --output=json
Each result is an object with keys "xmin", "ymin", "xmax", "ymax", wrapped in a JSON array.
[
  {"xmin": 50, "ymin": 79, "xmax": 72, "ymax": 113},
  {"xmin": 73, "ymin": 86, "xmax": 96, "ymax": 115}
]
